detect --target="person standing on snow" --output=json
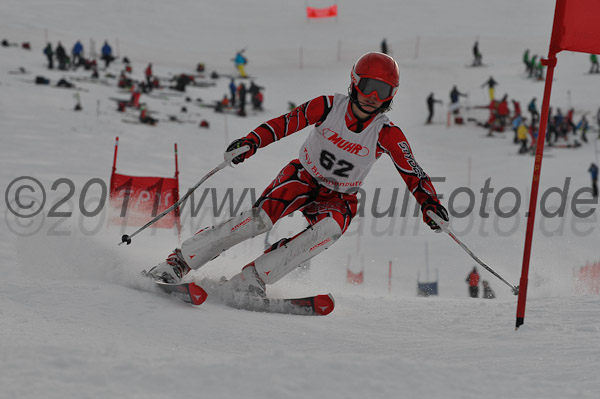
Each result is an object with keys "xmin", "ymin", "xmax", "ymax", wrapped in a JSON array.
[
  {"xmin": 43, "ymin": 42, "xmax": 54, "ymax": 69},
  {"xmin": 472, "ymin": 40, "xmax": 483, "ymax": 66},
  {"xmin": 144, "ymin": 63, "xmax": 153, "ymax": 88},
  {"xmin": 146, "ymin": 52, "xmax": 449, "ymax": 297},
  {"xmin": 234, "ymin": 50, "xmax": 247, "ymax": 78},
  {"xmin": 237, "ymin": 82, "xmax": 247, "ymax": 116},
  {"xmin": 466, "ymin": 267, "xmax": 480, "ymax": 298},
  {"xmin": 426, "ymin": 92, "xmax": 442, "ymax": 124},
  {"xmin": 71, "ymin": 40, "xmax": 84, "ymax": 68},
  {"xmin": 449, "ymin": 85, "xmax": 467, "ymax": 115},
  {"xmin": 55, "ymin": 41, "xmax": 68, "ymax": 70},
  {"xmin": 380, "ymin": 38, "xmax": 388, "ymax": 55},
  {"xmin": 229, "ymin": 78, "xmax": 237, "ymax": 108},
  {"xmin": 481, "ymin": 76, "xmax": 497, "ymax": 102},
  {"xmin": 528, "ymin": 97, "xmax": 539, "ymax": 124},
  {"xmin": 101, "ymin": 40, "xmax": 114, "ymax": 68},
  {"xmin": 589, "ymin": 163, "xmax": 598, "ymax": 198},
  {"xmin": 589, "ymin": 54, "xmax": 599, "ymax": 74}
]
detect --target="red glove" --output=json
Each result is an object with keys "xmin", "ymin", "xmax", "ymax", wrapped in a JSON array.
[
  {"xmin": 421, "ymin": 198, "xmax": 449, "ymax": 230},
  {"xmin": 226, "ymin": 138, "xmax": 258, "ymax": 164}
]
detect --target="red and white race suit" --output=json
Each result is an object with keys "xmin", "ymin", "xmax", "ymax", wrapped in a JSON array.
[
  {"xmin": 172, "ymin": 93, "xmax": 442, "ymax": 284},
  {"xmin": 246, "ymin": 93, "xmax": 440, "ymax": 232}
]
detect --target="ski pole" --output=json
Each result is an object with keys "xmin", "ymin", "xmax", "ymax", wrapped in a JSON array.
[
  {"xmin": 427, "ymin": 211, "xmax": 519, "ymax": 295},
  {"xmin": 118, "ymin": 145, "xmax": 250, "ymax": 246}
]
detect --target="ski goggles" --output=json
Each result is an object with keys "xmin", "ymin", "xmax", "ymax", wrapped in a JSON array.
[{"xmin": 356, "ymin": 78, "xmax": 396, "ymax": 102}]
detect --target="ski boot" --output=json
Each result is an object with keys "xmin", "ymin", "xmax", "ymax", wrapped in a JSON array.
[
  {"xmin": 145, "ymin": 249, "xmax": 191, "ymax": 284},
  {"xmin": 223, "ymin": 263, "xmax": 266, "ymax": 298}
]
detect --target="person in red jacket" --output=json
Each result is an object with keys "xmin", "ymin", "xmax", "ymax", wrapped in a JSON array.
[
  {"xmin": 466, "ymin": 266, "xmax": 480, "ymax": 298},
  {"xmin": 146, "ymin": 52, "xmax": 449, "ymax": 297},
  {"xmin": 144, "ymin": 63, "xmax": 153, "ymax": 87}
]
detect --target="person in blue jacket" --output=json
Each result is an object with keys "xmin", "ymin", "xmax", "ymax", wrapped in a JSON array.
[
  {"xmin": 71, "ymin": 40, "xmax": 83, "ymax": 67},
  {"xmin": 589, "ymin": 163, "xmax": 598, "ymax": 198},
  {"xmin": 101, "ymin": 40, "xmax": 114, "ymax": 68},
  {"xmin": 229, "ymin": 78, "xmax": 237, "ymax": 107},
  {"xmin": 234, "ymin": 50, "xmax": 247, "ymax": 77}
]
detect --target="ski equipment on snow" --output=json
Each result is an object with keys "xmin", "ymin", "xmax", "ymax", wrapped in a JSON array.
[
  {"xmin": 149, "ymin": 278, "xmax": 334, "ymax": 315},
  {"xmin": 154, "ymin": 281, "xmax": 208, "ymax": 305}
]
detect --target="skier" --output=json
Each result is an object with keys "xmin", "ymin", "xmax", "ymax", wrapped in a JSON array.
[
  {"xmin": 426, "ymin": 92, "xmax": 442, "ymax": 124},
  {"xmin": 234, "ymin": 50, "xmax": 247, "ymax": 78},
  {"xmin": 146, "ymin": 52, "xmax": 449, "ymax": 298},
  {"xmin": 481, "ymin": 76, "xmax": 497, "ymax": 102},
  {"xmin": 589, "ymin": 54, "xmax": 599, "ymax": 74},
  {"xmin": 472, "ymin": 40, "xmax": 482, "ymax": 66},
  {"xmin": 589, "ymin": 163, "xmax": 598, "ymax": 198},
  {"xmin": 466, "ymin": 267, "xmax": 480, "ymax": 298}
]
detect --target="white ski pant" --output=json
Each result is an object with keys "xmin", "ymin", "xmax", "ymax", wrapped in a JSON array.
[
  {"xmin": 180, "ymin": 208, "xmax": 273, "ymax": 270},
  {"xmin": 179, "ymin": 207, "xmax": 342, "ymax": 285},
  {"xmin": 253, "ymin": 217, "xmax": 342, "ymax": 285}
]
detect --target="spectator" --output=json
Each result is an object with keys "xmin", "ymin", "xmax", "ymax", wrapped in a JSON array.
[
  {"xmin": 101, "ymin": 40, "xmax": 114, "ymax": 68},
  {"xmin": 43, "ymin": 43, "xmax": 54, "ymax": 69},
  {"xmin": 426, "ymin": 92, "xmax": 442, "ymax": 124},
  {"xmin": 466, "ymin": 267, "xmax": 480, "ymax": 298},
  {"xmin": 72, "ymin": 40, "xmax": 84, "ymax": 68},
  {"xmin": 380, "ymin": 38, "xmax": 388, "ymax": 55},
  {"xmin": 589, "ymin": 163, "xmax": 598, "ymax": 198}
]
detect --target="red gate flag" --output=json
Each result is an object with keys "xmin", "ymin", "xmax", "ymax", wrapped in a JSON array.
[
  {"xmin": 516, "ymin": 0, "xmax": 600, "ymax": 330},
  {"xmin": 306, "ymin": 5, "xmax": 337, "ymax": 19},
  {"xmin": 109, "ymin": 137, "xmax": 181, "ymax": 231},
  {"xmin": 549, "ymin": 0, "xmax": 600, "ymax": 54}
]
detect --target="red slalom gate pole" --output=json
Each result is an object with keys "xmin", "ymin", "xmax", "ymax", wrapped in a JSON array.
[{"xmin": 515, "ymin": 55, "xmax": 557, "ymax": 330}]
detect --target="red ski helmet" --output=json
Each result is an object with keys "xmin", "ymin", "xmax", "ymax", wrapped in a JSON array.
[{"xmin": 351, "ymin": 52, "xmax": 399, "ymax": 103}]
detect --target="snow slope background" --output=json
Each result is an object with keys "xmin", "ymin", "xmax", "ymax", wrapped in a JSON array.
[{"xmin": 1, "ymin": 1, "xmax": 599, "ymax": 398}]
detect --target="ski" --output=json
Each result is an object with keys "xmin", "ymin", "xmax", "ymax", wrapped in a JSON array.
[
  {"xmin": 149, "ymin": 277, "xmax": 334, "ymax": 315},
  {"xmin": 222, "ymin": 293, "xmax": 335, "ymax": 316},
  {"xmin": 154, "ymin": 281, "xmax": 208, "ymax": 306}
]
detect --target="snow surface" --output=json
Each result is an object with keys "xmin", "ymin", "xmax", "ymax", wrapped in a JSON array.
[{"xmin": 1, "ymin": 1, "xmax": 599, "ymax": 398}]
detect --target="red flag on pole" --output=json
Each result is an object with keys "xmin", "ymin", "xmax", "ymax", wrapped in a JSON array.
[
  {"xmin": 516, "ymin": 0, "xmax": 600, "ymax": 330},
  {"xmin": 306, "ymin": 5, "xmax": 338, "ymax": 19},
  {"xmin": 549, "ymin": 0, "xmax": 600, "ymax": 55}
]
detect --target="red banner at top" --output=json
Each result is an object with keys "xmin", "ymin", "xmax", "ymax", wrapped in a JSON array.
[
  {"xmin": 307, "ymin": 5, "xmax": 338, "ymax": 19},
  {"xmin": 550, "ymin": 0, "xmax": 600, "ymax": 55}
]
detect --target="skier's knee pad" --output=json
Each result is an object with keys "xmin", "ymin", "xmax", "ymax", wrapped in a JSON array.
[
  {"xmin": 253, "ymin": 218, "xmax": 342, "ymax": 285},
  {"xmin": 180, "ymin": 207, "xmax": 272, "ymax": 270}
]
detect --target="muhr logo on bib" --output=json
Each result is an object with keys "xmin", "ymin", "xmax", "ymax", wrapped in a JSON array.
[{"xmin": 320, "ymin": 128, "xmax": 370, "ymax": 157}]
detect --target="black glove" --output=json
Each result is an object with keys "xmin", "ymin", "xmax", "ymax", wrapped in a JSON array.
[
  {"xmin": 421, "ymin": 198, "xmax": 449, "ymax": 230},
  {"xmin": 226, "ymin": 137, "xmax": 258, "ymax": 164}
]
